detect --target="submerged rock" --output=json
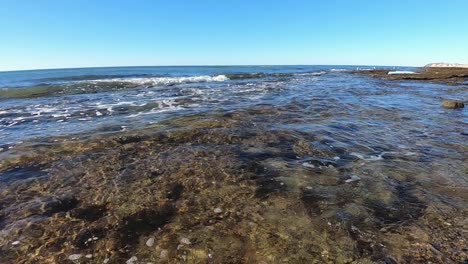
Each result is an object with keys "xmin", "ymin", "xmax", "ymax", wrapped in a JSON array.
[
  {"xmin": 146, "ymin": 237, "xmax": 155, "ymax": 247},
  {"xmin": 442, "ymin": 100, "xmax": 465, "ymax": 109},
  {"xmin": 68, "ymin": 254, "xmax": 82, "ymax": 261}
]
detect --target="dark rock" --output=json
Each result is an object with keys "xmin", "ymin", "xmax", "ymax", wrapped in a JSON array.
[
  {"xmin": 0, "ymin": 166, "xmax": 48, "ymax": 184},
  {"xmin": 116, "ymin": 205, "xmax": 175, "ymax": 250},
  {"xmin": 43, "ymin": 196, "xmax": 79, "ymax": 216},
  {"xmin": 74, "ymin": 228, "xmax": 106, "ymax": 249},
  {"xmin": 70, "ymin": 204, "xmax": 107, "ymax": 222}
]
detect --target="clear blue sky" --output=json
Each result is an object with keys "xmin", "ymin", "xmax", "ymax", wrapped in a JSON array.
[{"xmin": 1, "ymin": 0, "xmax": 467, "ymax": 71}]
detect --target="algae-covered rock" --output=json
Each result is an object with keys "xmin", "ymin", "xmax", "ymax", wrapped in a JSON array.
[{"xmin": 442, "ymin": 100, "xmax": 465, "ymax": 109}]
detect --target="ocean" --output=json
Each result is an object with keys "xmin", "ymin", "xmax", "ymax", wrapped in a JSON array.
[
  {"xmin": 0, "ymin": 66, "xmax": 466, "ymax": 263},
  {"xmin": 0, "ymin": 65, "xmax": 422, "ymax": 148}
]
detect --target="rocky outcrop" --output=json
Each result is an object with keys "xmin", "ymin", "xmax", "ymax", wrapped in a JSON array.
[
  {"xmin": 442, "ymin": 100, "xmax": 465, "ymax": 109},
  {"xmin": 425, "ymin": 63, "xmax": 468, "ymax": 68},
  {"xmin": 354, "ymin": 67, "xmax": 468, "ymax": 85}
]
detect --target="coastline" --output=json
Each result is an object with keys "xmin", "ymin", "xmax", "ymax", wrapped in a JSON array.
[{"xmin": 353, "ymin": 67, "xmax": 468, "ymax": 85}]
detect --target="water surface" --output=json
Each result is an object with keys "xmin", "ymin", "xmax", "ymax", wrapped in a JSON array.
[{"xmin": 0, "ymin": 66, "xmax": 466, "ymax": 263}]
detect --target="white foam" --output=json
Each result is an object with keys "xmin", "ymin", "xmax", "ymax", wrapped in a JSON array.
[
  {"xmin": 87, "ymin": 75, "xmax": 229, "ymax": 86},
  {"xmin": 302, "ymin": 162, "xmax": 316, "ymax": 169},
  {"xmin": 126, "ymin": 99, "xmax": 183, "ymax": 118},
  {"xmin": 6, "ymin": 122, "xmax": 20, "ymax": 127},
  {"xmin": 296, "ymin": 71, "xmax": 326, "ymax": 76},
  {"xmin": 350, "ymin": 152, "xmax": 384, "ymax": 161},
  {"xmin": 388, "ymin": 71, "xmax": 416, "ymax": 75},
  {"xmin": 126, "ymin": 106, "xmax": 183, "ymax": 118}
]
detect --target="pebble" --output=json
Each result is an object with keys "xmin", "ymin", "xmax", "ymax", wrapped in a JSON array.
[
  {"xmin": 160, "ymin": 249, "xmax": 169, "ymax": 258},
  {"xmin": 103, "ymin": 258, "xmax": 110, "ymax": 263},
  {"xmin": 68, "ymin": 254, "xmax": 82, "ymax": 261},
  {"xmin": 180, "ymin": 237, "xmax": 191, "ymax": 245},
  {"xmin": 146, "ymin": 237, "xmax": 155, "ymax": 247},
  {"xmin": 126, "ymin": 256, "xmax": 138, "ymax": 264},
  {"xmin": 11, "ymin": 241, "xmax": 20, "ymax": 246},
  {"xmin": 85, "ymin": 254, "xmax": 93, "ymax": 258},
  {"xmin": 345, "ymin": 175, "xmax": 361, "ymax": 183},
  {"xmin": 214, "ymin": 208, "xmax": 223, "ymax": 214}
]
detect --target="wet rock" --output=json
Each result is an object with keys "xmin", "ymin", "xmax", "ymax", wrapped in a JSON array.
[
  {"xmin": 442, "ymin": 100, "xmax": 464, "ymax": 109},
  {"xmin": 68, "ymin": 254, "xmax": 82, "ymax": 261},
  {"xmin": 146, "ymin": 237, "xmax": 155, "ymax": 247}
]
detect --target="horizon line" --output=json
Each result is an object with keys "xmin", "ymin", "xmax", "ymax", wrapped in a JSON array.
[{"xmin": 0, "ymin": 63, "xmax": 419, "ymax": 73}]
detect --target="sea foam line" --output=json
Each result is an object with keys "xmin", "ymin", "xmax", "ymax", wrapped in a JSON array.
[{"xmin": 86, "ymin": 75, "xmax": 230, "ymax": 86}]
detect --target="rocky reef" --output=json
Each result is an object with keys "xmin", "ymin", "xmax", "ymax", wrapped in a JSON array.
[
  {"xmin": 0, "ymin": 105, "xmax": 466, "ymax": 264},
  {"xmin": 354, "ymin": 67, "xmax": 468, "ymax": 85}
]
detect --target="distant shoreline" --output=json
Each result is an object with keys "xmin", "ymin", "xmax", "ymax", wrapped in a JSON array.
[
  {"xmin": 0, "ymin": 64, "xmax": 417, "ymax": 73},
  {"xmin": 353, "ymin": 67, "xmax": 468, "ymax": 85}
]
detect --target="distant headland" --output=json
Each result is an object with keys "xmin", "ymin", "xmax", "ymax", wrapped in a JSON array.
[{"xmin": 425, "ymin": 62, "xmax": 468, "ymax": 68}]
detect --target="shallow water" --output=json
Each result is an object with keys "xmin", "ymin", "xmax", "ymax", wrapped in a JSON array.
[{"xmin": 0, "ymin": 66, "xmax": 466, "ymax": 263}]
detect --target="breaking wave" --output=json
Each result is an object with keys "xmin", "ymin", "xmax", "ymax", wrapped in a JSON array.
[
  {"xmin": 0, "ymin": 75, "xmax": 230, "ymax": 99},
  {"xmin": 87, "ymin": 75, "xmax": 230, "ymax": 86}
]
